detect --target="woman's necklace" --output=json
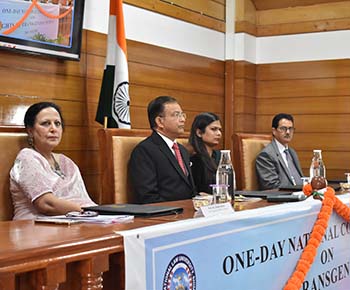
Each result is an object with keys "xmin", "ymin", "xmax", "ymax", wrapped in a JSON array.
[{"xmin": 51, "ymin": 154, "xmax": 65, "ymax": 179}]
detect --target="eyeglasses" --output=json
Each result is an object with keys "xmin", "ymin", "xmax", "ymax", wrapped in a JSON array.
[
  {"xmin": 277, "ymin": 126, "xmax": 295, "ymax": 133},
  {"xmin": 160, "ymin": 111, "xmax": 187, "ymax": 119}
]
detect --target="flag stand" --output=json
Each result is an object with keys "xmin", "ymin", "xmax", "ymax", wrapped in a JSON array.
[{"xmin": 104, "ymin": 116, "xmax": 108, "ymax": 129}]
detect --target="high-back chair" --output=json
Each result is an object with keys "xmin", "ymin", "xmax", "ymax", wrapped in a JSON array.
[
  {"xmin": 97, "ymin": 128, "xmax": 189, "ymax": 204},
  {"xmin": 233, "ymin": 133, "xmax": 272, "ymax": 190},
  {"xmin": 0, "ymin": 128, "xmax": 27, "ymax": 220}
]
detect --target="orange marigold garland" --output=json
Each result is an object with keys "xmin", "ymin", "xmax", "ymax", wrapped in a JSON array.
[
  {"xmin": 284, "ymin": 188, "xmax": 334, "ymax": 290},
  {"xmin": 283, "ymin": 184, "xmax": 350, "ymax": 290}
]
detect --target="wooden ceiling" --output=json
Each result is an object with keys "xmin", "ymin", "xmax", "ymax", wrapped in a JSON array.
[{"xmin": 251, "ymin": 0, "xmax": 344, "ymax": 10}]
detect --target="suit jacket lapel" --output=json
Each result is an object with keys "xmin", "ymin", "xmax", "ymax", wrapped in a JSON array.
[
  {"xmin": 151, "ymin": 132, "xmax": 192, "ymax": 186},
  {"xmin": 272, "ymin": 140, "xmax": 294, "ymax": 183}
]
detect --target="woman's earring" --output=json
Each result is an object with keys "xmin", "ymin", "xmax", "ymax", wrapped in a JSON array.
[{"xmin": 28, "ymin": 135, "xmax": 34, "ymax": 147}]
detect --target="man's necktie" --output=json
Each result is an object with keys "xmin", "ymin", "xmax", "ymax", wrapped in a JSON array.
[
  {"xmin": 284, "ymin": 149, "xmax": 302, "ymax": 186},
  {"xmin": 172, "ymin": 143, "xmax": 187, "ymax": 175}
]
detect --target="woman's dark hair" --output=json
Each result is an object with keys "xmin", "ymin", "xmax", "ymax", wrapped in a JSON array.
[
  {"xmin": 24, "ymin": 102, "xmax": 65, "ymax": 129},
  {"xmin": 189, "ymin": 112, "xmax": 220, "ymax": 172}
]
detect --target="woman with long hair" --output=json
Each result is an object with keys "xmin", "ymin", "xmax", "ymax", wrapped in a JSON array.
[{"xmin": 189, "ymin": 112, "xmax": 222, "ymax": 194}]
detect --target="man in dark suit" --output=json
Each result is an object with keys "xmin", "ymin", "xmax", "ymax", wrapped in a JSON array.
[
  {"xmin": 255, "ymin": 113, "xmax": 303, "ymax": 190},
  {"xmin": 129, "ymin": 96, "xmax": 196, "ymax": 203}
]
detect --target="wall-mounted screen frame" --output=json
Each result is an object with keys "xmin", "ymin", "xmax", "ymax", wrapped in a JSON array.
[{"xmin": 0, "ymin": 0, "xmax": 85, "ymax": 60}]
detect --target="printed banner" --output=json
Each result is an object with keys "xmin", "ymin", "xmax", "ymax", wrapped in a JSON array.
[
  {"xmin": 120, "ymin": 195, "xmax": 350, "ymax": 290},
  {"xmin": 0, "ymin": 0, "xmax": 59, "ymax": 40}
]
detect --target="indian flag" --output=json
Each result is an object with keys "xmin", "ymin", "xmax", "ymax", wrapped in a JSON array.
[{"xmin": 95, "ymin": 0, "xmax": 131, "ymax": 128}]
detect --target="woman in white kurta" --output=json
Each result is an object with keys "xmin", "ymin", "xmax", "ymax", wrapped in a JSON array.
[{"xmin": 10, "ymin": 102, "xmax": 96, "ymax": 220}]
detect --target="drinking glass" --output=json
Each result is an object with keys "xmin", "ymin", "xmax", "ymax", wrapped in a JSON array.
[{"xmin": 210, "ymin": 184, "xmax": 231, "ymax": 204}]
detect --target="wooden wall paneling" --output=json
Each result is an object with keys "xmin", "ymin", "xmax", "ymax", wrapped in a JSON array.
[
  {"xmin": 256, "ymin": 115, "xmax": 350, "ymax": 133},
  {"xmin": 234, "ymin": 96, "xmax": 256, "ymax": 115},
  {"xmin": 129, "ymin": 85, "xmax": 224, "ymax": 113},
  {"xmin": 256, "ymin": 1, "xmax": 350, "ymax": 35},
  {"xmin": 125, "ymin": 0, "xmax": 225, "ymax": 32},
  {"xmin": 86, "ymin": 102, "xmax": 100, "ymax": 129},
  {"xmin": 57, "ymin": 126, "xmax": 98, "ymax": 151},
  {"xmin": 161, "ymin": 0, "xmax": 225, "ymax": 20},
  {"xmin": 129, "ymin": 62, "xmax": 224, "ymax": 96},
  {"xmin": 233, "ymin": 61, "xmax": 256, "ymax": 133},
  {"xmin": 127, "ymin": 40, "xmax": 225, "ymax": 77},
  {"xmin": 257, "ymin": 2, "xmax": 350, "ymax": 25},
  {"xmin": 229, "ymin": 59, "xmax": 257, "ymax": 186},
  {"xmin": 292, "ymin": 133, "xmax": 350, "ymax": 151},
  {"xmin": 236, "ymin": 0, "xmax": 256, "ymax": 24},
  {"xmin": 86, "ymin": 54, "xmax": 105, "ymax": 80},
  {"xmin": 0, "ymin": 68, "xmax": 86, "ymax": 102},
  {"xmin": 67, "ymin": 148, "xmax": 99, "ymax": 203},
  {"xmin": 235, "ymin": 0, "xmax": 257, "ymax": 35},
  {"xmin": 83, "ymin": 174, "xmax": 101, "ymax": 203},
  {"xmin": 252, "ymin": 0, "xmax": 345, "ymax": 11},
  {"xmin": 86, "ymin": 127, "xmax": 100, "ymax": 150},
  {"xmin": 86, "ymin": 79, "xmax": 103, "ymax": 104},
  {"xmin": 57, "ymin": 126, "xmax": 88, "ymax": 151},
  {"xmin": 233, "ymin": 115, "xmax": 256, "ymax": 134},
  {"xmin": 64, "ymin": 150, "xmax": 100, "ymax": 175},
  {"xmin": 0, "ymin": 95, "xmax": 40, "ymax": 126},
  {"xmin": 86, "ymin": 30, "xmax": 107, "ymax": 57},
  {"xmin": 257, "ymin": 59, "xmax": 350, "ymax": 81},
  {"xmin": 297, "ymin": 115, "xmax": 350, "ymax": 133},
  {"xmin": 257, "ymin": 96, "xmax": 350, "ymax": 115},
  {"xmin": 86, "ymin": 42, "xmax": 225, "ymax": 81},
  {"xmin": 257, "ymin": 78, "xmax": 350, "ymax": 98},
  {"xmin": 257, "ymin": 18, "xmax": 350, "ymax": 36},
  {"xmin": 0, "ymin": 98, "xmax": 87, "ymax": 127},
  {"xmin": 225, "ymin": 60, "xmax": 235, "ymax": 151},
  {"xmin": 325, "ymin": 169, "xmax": 349, "ymax": 181},
  {"xmin": 236, "ymin": 1, "xmax": 350, "ymax": 36},
  {"xmin": 235, "ymin": 78, "xmax": 256, "ymax": 97},
  {"xmin": 235, "ymin": 60, "xmax": 257, "ymax": 79},
  {"xmin": 80, "ymin": 29, "xmax": 87, "ymax": 53},
  {"xmin": 0, "ymin": 51, "xmax": 87, "ymax": 77},
  {"xmin": 56, "ymin": 100, "xmax": 87, "ymax": 126},
  {"xmin": 235, "ymin": 20, "xmax": 257, "ymax": 35},
  {"xmin": 298, "ymin": 151, "xmax": 350, "ymax": 173}
]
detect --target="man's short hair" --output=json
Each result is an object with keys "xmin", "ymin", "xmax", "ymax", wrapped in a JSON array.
[
  {"xmin": 272, "ymin": 113, "xmax": 294, "ymax": 129},
  {"xmin": 147, "ymin": 96, "xmax": 178, "ymax": 129}
]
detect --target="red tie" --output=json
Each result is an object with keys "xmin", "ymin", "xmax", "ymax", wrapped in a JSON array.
[{"xmin": 172, "ymin": 143, "xmax": 187, "ymax": 175}]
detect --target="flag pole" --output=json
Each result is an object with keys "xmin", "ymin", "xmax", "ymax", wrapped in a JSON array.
[{"xmin": 104, "ymin": 116, "xmax": 108, "ymax": 129}]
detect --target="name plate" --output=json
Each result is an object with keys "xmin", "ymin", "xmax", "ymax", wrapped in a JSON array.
[{"xmin": 199, "ymin": 202, "xmax": 234, "ymax": 217}]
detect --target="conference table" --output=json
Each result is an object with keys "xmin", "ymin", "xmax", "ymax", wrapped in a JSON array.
[{"xmin": 0, "ymin": 198, "xmax": 274, "ymax": 290}]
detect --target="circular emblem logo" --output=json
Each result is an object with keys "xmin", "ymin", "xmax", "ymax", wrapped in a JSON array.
[
  {"xmin": 163, "ymin": 254, "xmax": 196, "ymax": 290},
  {"xmin": 113, "ymin": 81, "xmax": 130, "ymax": 126}
]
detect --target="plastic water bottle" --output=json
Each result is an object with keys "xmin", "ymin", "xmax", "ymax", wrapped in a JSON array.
[
  {"xmin": 216, "ymin": 150, "xmax": 236, "ymax": 204},
  {"xmin": 309, "ymin": 149, "xmax": 326, "ymax": 179}
]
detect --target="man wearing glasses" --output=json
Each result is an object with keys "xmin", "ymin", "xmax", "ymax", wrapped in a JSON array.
[
  {"xmin": 129, "ymin": 96, "xmax": 196, "ymax": 203},
  {"xmin": 255, "ymin": 113, "xmax": 303, "ymax": 190}
]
